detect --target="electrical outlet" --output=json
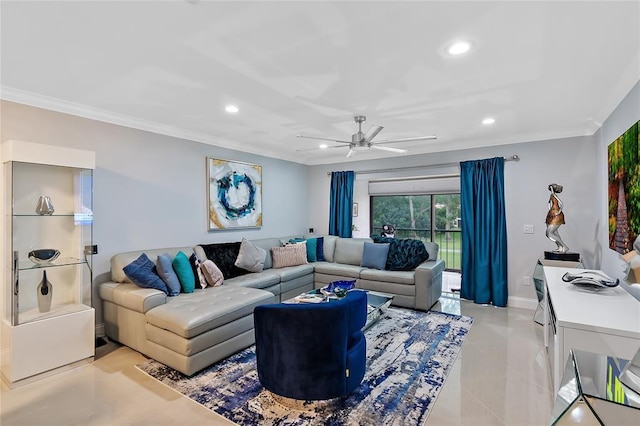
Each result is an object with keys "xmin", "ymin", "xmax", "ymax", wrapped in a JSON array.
[
  {"xmin": 523, "ymin": 275, "xmax": 531, "ymax": 286},
  {"xmin": 523, "ymin": 224, "xmax": 534, "ymax": 234}
]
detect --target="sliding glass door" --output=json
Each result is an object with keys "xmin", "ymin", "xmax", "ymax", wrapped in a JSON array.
[{"xmin": 371, "ymin": 193, "xmax": 461, "ymax": 271}]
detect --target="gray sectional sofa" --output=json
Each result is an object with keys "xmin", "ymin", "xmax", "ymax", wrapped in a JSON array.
[{"xmin": 99, "ymin": 235, "xmax": 444, "ymax": 375}]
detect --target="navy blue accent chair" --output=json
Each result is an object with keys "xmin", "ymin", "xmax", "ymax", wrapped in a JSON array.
[{"xmin": 254, "ymin": 290, "xmax": 368, "ymax": 400}]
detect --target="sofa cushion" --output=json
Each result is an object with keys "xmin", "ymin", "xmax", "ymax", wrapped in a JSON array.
[
  {"xmin": 269, "ymin": 263, "xmax": 315, "ymax": 282},
  {"xmin": 360, "ymin": 242, "xmax": 390, "ymax": 270},
  {"xmin": 225, "ymin": 270, "xmax": 281, "ymax": 290},
  {"xmin": 424, "ymin": 242, "xmax": 439, "ymax": 262},
  {"xmin": 370, "ymin": 236, "xmax": 430, "ymax": 271},
  {"xmin": 145, "ymin": 286, "xmax": 275, "ymax": 339},
  {"xmin": 123, "ymin": 253, "xmax": 169, "ymax": 295},
  {"xmin": 198, "ymin": 242, "xmax": 249, "ymax": 280},
  {"xmin": 319, "ymin": 235, "xmax": 338, "ymax": 262},
  {"xmin": 360, "ymin": 268, "xmax": 416, "ymax": 285},
  {"xmin": 172, "ymin": 251, "xmax": 195, "ymax": 293},
  {"xmin": 313, "ymin": 262, "xmax": 364, "ymax": 278},
  {"xmin": 110, "ymin": 247, "xmax": 193, "ymax": 283},
  {"xmin": 334, "ymin": 238, "xmax": 372, "ymax": 266},
  {"xmin": 156, "ymin": 254, "xmax": 181, "ymax": 296},
  {"xmin": 235, "ymin": 238, "xmax": 267, "ymax": 273},
  {"xmin": 272, "ymin": 243, "xmax": 308, "ymax": 268},
  {"xmin": 247, "ymin": 238, "xmax": 282, "ymax": 270}
]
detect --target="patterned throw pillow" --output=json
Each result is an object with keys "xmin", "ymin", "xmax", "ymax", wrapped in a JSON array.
[
  {"xmin": 271, "ymin": 243, "xmax": 308, "ymax": 268},
  {"xmin": 289, "ymin": 238, "xmax": 317, "ymax": 262},
  {"xmin": 370, "ymin": 236, "xmax": 429, "ymax": 270},
  {"xmin": 200, "ymin": 259, "xmax": 224, "ymax": 287}
]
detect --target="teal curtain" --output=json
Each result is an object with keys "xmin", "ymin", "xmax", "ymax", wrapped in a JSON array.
[
  {"xmin": 460, "ymin": 157, "xmax": 508, "ymax": 307},
  {"xmin": 329, "ymin": 171, "xmax": 354, "ymax": 238}
]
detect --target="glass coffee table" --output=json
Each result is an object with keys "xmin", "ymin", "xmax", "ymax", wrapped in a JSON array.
[{"xmin": 291, "ymin": 289, "xmax": 394, "ymax": 330}]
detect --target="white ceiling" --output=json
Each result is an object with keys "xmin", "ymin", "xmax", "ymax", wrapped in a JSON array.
[{"xmin": 2, "ymin": 1, "xmax": 639, "ymax": 165}]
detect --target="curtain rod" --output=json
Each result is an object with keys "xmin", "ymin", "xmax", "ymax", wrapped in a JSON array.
[{"xmin": 326, "ymin": 155, "xmax": 520, "ymax": 176}]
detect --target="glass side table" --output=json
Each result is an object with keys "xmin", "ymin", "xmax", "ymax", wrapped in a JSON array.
[
  {"xmin": 551, "ymin": 349, "xmax": 640, "ymax": 425},
  {"xmin": 532, "ymin": 258, "xmax": 583, "ymax": 325}
]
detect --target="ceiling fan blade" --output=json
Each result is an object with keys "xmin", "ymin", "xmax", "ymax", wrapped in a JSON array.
[
  {"xmin": 296, "ymin": 144, "xmax": 349, "ymax": 152},
  {"xmin": 296, "ymin": 134, "xmax": 352, "ymax": 144},
  {"xmin": 364, "ymin": 125, "xmax": 384, "ymax": 142},
  {"xmin": 346, "ymin": 148, "xmax": 355, "ymax": 158},
  {"xmin": 374, "ymin": 136, "xmax": 437, "ymax": 145},
  {"xmin": 371, "ymin": 145, "xmax": 407, "ymax": 154}
]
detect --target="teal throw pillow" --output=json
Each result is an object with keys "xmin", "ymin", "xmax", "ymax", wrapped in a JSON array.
[
  {"xmin": 289, "ymin": 237, "xmax": 318, "ymax": 262},
  {"xmin": 172, "ymin": 251, "xmax": 195, "ymax": 293},
  {"xmin": 156, "ymin": 253, "xmax": 181, "ymax": 296},
  {"xmin": 360, "ymin": 242, "xmax": 390, "ymax": 270},
  {"xmin": 123, "ymin": 253, "xmax": 168, "ymax": 294}
]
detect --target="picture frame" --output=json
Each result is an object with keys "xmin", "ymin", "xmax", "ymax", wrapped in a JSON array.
[
  {"xmin": 207, "ymin": 158, "xmax": 262, "ymax": 231},
  {"xmin": 608, "ymin": 120, "xmax": 639, "ymax": 254},
  {"xmin": 353, "ymin": 203, "xmax": 358, "ymax": 217}
]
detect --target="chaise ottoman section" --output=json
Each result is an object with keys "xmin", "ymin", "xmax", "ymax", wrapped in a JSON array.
[{"xmin": 144, "ymin": 286, "xmax": 275, "ymax": 375}]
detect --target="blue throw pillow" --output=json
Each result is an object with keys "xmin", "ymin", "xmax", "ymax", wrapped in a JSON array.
[
  {"xmin": 123, "ymin": 253, "xmax": 168, "ymax": 294},
  {"xmin": 316, "ymin": 236, "xmax": 326, "ymax": 261},
  {"xmin": 360, "ymin": 242, "xmax": 390, "ymax": 270},
  {"xmin": 172, "ymin": 251, "xmax": 195, "ymax": 293},
  {"xmin": 156, "ymin": 254, "xmax": 181, "ymax": 296}
]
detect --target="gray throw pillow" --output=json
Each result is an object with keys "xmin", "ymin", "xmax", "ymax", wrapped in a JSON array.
[
  {"xmin": 360, "ymin": 242, "xmax": 390, "ymax": 270},
  {"xmin": 156, "ymin": 253, "xmax": 181, "ymax": 296},
  {"xmin": 235, "ymin": 238, "xmax": 267, "ymax": 273}
]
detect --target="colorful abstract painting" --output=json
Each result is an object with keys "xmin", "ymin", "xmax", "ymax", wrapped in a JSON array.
[
  {"xmin": 608, "ymin": 120, "xmax": 640, "ymax": 254},
  {"xmin": 207, "ymin": 158, "xmax": 262, "ymax": 231}
]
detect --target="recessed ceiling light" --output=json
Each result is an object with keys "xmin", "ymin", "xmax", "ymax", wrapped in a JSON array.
[
  {"xmin": 225, "ymin": 105, "xmax": 239, "ymax": 113},
  {"xmin": 482, "ymin": 117, "xmax": 495, "ymax": 125},
  {"xmin": 447, "ymin": 41, "xmax": 471, "ymax": 56},
  {"xmin": 319, "ymin": 144, "xmax": 328, "ymax": 149}
]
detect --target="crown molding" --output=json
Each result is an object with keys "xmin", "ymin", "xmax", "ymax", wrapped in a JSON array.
[{"xmin": 0, "ymin": 86, "xmax": 303, "ymax": 164}]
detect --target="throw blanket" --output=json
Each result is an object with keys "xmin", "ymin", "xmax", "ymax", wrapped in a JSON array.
[{"xmin": 371, "ymin": 235, "xmax": 429, "ymax": 270}]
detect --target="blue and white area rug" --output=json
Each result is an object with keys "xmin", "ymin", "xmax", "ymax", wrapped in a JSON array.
[{"xmin": 136, "ymin": 308, "xmax": 473, "ymax": 425}]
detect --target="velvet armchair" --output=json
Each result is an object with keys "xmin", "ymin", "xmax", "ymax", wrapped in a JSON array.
[{"xmin": 253, "ymin": 290, "xmax": 368, "ymax": 400}]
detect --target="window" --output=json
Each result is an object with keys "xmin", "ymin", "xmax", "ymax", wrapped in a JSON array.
[{"xmin": 371, "ymin": 193, "xmax": 461, "ymax": 270}]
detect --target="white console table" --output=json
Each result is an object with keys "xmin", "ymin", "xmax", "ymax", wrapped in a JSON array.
[{"xmin": 543, "ymin": 266, "xmax": 640, "ymax": 394}]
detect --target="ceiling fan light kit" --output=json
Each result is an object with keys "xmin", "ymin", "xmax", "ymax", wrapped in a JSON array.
[{"xmin": 297, "ymin": 116, "xmax": 437, "ymax": 158}]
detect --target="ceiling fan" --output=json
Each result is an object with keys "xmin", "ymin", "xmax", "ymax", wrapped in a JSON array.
[{"xmin": 296, "ymin": 115, "xmax": 437, "ymax": 158}]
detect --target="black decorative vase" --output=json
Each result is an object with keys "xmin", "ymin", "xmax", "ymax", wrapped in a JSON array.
[{"xmin": 37, "ymin": 271, "xmax": 53, "ymax": 313}]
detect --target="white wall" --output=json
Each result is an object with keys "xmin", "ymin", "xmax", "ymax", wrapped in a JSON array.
[
  {"xmin": 597, "ymin": 80, "xmax": 640, "ymax": 281},
  {"xmin": 309, "ymin": 135, "xmax": 600, "ymax": 308},
  {"xmin": 1, "ymin": 100, "xmax": 310, "ymax": 329}
]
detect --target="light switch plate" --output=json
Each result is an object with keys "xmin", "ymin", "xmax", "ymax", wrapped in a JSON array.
[{"xmin": 523, "ymin": 224, "xmax": 534, "ymax": 234}]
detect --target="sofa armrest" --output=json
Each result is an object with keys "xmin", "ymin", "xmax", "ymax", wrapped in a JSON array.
[
  {"xmin": 99, "ymin": 281, "xmax": 167, "ymax": 314},
  {"xmin": 414, "ymin": 259, "xmax": 445, "ymax": 311}
]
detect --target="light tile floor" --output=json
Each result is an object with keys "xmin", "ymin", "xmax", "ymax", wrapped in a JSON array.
[{"xmin": 1, "ymin": 273, "xmax": 553, "ymax": 425}]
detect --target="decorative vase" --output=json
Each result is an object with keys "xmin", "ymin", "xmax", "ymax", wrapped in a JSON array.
[
  {"xmin": 37, "ymin": 271, "xmax": 53, "ymax": 313},
  {"xmin": 35, "ymin": 196, "xmax": 55, "ymax": 215}
]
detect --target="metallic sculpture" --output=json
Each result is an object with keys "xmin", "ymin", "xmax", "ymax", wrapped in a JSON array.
[{"xmin": 545, "ymin": 183, "xmax": 569, "ymax": 253}]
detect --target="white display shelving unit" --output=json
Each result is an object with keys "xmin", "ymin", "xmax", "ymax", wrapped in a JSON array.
[{"xmin": 1, "ymin": 140, "xmax": 95, "ymax": 388}]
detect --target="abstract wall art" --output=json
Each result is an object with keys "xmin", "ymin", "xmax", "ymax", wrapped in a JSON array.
[
  {"xmin": 207, "ymin": 158, "xmax": 262, "ymax": 231},
  {"xmin": 608, "ymin": 119, "xmax": 639, "ymax": 254}
]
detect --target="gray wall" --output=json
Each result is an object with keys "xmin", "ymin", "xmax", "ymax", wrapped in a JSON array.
[
  {"xmin": 597, "ymin": 80, "xmax": 640, "ymax": 284},
  {"xmin": 0, "ymin": 100, "xmax": 310, "ymax": 330},
  {"xmin": 308, "ymin": 135, "xmax": 600, "ymax": 307}
]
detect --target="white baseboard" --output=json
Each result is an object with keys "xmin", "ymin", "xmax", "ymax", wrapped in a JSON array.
[
  {"xmin": 95, "ymin": 323, "xmax": 105, "ymax": 338},
  {"xmin": 508, "ymin": 296, "xmax": 538, "ymax": 310}
]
